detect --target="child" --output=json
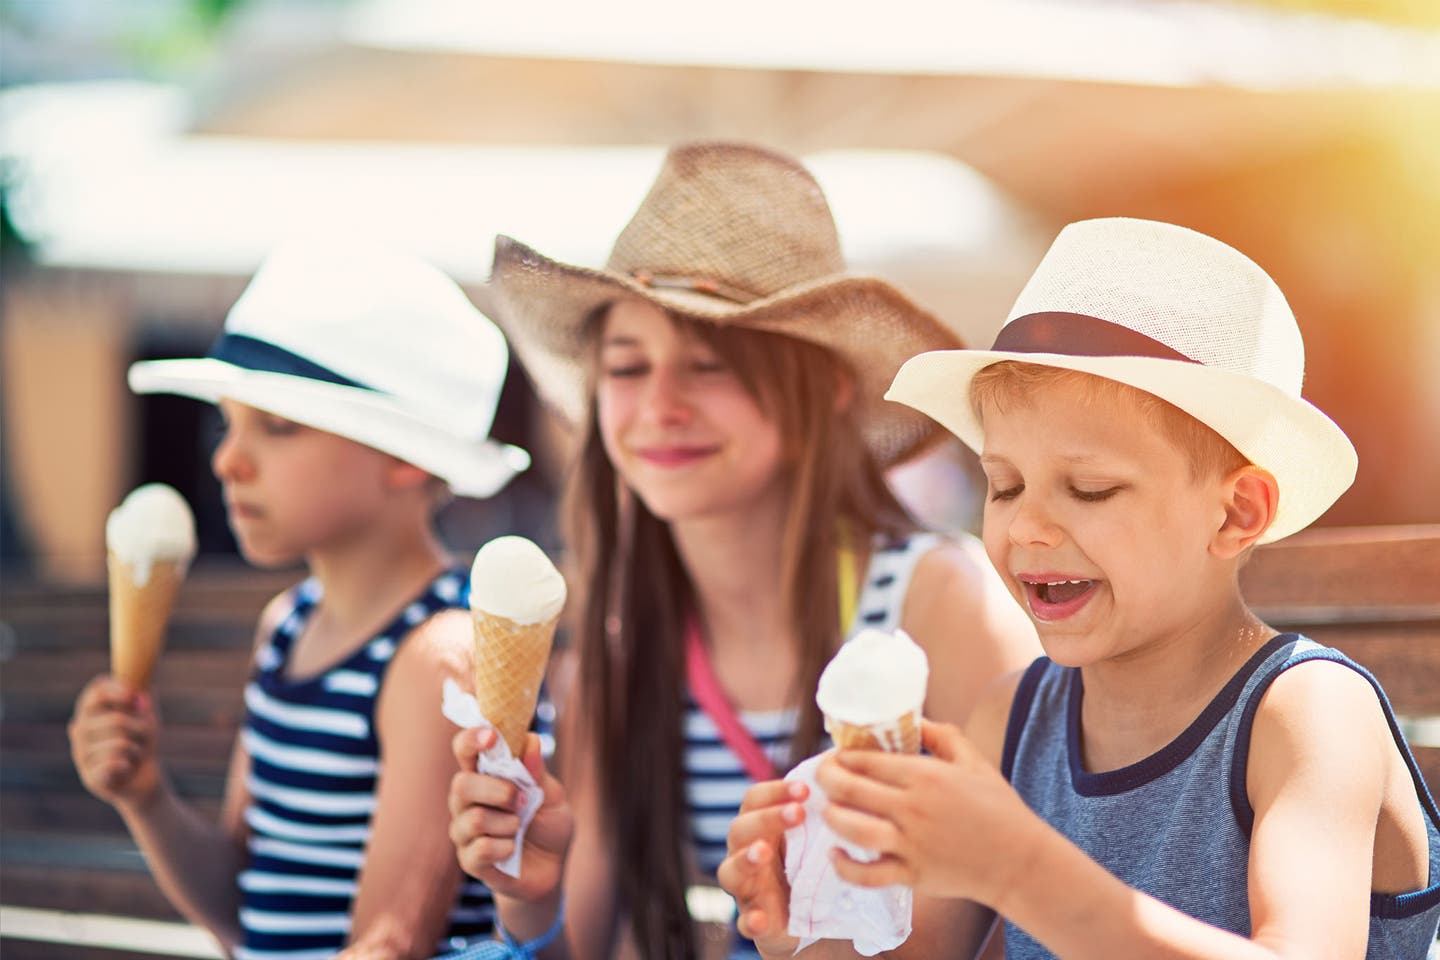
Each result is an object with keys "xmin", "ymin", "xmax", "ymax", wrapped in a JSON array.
[
  {"xmin": 721, "ymin": 218, "xmax": 1440, "ymax": 958},
  {"xmin": 68, "ymin": 238, "xmax": 531, "ymax": 959},
  {"xmin": 445, "ymin": 142, "xmax": 1039, "ymax": 960}
]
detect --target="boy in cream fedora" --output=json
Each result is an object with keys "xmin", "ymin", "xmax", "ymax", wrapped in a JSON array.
[
  {"xmin": 69, "ymin": 237, "xmax": 530, "ymax": 958},
  {"xmin": 721, "ymin": 218, "xmax": 1440, "ymax": 958}
]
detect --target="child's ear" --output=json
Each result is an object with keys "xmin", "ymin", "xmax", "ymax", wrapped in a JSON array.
[{"xmin": 1212, "ymin": 465, "xmax": 1279, "ymax": 559}]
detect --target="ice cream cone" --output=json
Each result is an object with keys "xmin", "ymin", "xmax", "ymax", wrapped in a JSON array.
[
  {"xmin": 108, "ymin": 553, "xmax": 186, "ymax": 689},
  {"xmin": 471, "ymin": 609, "xmax": 559, "ymax": 757},
  {"xmin": 826, "ymin": 708, "xmax": 921, "ymax": 755}
]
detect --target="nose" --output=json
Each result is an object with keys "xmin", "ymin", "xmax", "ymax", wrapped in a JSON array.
[
  {"xmin": 1006, "ymin": 493, "xmax": 1063, "ymax": 548},
  {"xmin": 211, "ymin": 422, "xmax": 255, "ymax": 484},
  {"xmin": 640, "ymin": 365, "xmax": 693, "ymax": 428}
]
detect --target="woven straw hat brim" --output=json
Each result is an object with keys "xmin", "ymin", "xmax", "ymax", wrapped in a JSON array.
[
  {"xmin": 128, "ymin": 359, "xmax": 530, "ymax": 498},
  {"xmin": 487, "ymin": 235, "xmax": 964, "ymax": 467},
  {"xmin": 886, "ymin": 349, "xmax": 1357, "ymax": 543}
]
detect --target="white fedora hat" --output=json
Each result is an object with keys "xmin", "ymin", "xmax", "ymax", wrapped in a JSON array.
[
  {"xmin": 129, "ymin": 237, "xmax": 530, "ymax": 498},
  {"xmin": 886, "ymin": 217, "xmax": 1356, "ymax": 543}
]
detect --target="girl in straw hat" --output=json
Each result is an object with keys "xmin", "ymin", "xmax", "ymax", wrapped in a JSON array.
[
  {"xmin": 445, "ymin": 142, "xmax": 1038, "ymax": 959},
  {"xmin": 70, "ymin": 237, "xmax": 531, "ymax": 959},
  {"xmin": 723, "ymin": 219, "xmax": 1440, "ymax": 958}
]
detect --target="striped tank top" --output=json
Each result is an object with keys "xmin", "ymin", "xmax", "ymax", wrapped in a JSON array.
[
  {"xmin": 1001, "ymin": 635, "xmax": 1440, "ymax": 959},
  {"xmin": 685, "ymin": 532, "xmax": 940, "ymax": 959},
  {"xmin": 237, "ymin": 568, "xmax": 495, "ymax": 960}
]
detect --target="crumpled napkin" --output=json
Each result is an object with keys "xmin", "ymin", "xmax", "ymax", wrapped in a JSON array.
[
  {"xmin": 440, "ymin": 678, "xmax": 545, "ymax": 879},
  {"xmin": 784, "ymin": 752, "xmax": 912, "ymax": 956}
]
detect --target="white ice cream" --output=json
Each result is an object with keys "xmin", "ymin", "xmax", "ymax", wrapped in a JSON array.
[
  {"xmin": 105, "ymin": 484, "xmax": 198, "ymax": 587},
  {"xmin": 816, "ymin": 629, "xmax": 930, "ymax": 725},
  {"xmin": 469, "ymin": 536, "xmax": 566, "ymax": 624}
]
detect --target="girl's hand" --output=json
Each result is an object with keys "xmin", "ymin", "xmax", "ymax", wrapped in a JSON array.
[
  {"xmin": 815, "ymin": 720, "xmax": 1038, "ymax": 906},
  {"xmin": 448, "ymin": 727, "xmax": 573, "ymax": 904},
  {"xmin": 68, "ymin": 676, "xmax": 163, "ymax": 810},
  {"xmin": 717, "ymin": 778, "xmax": 808, "ymax": 955}
]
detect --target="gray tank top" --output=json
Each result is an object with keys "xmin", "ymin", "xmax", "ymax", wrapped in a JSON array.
[{"xmin": 1001, "ymin": 634, "xmax": 1440, "ymax": 959}]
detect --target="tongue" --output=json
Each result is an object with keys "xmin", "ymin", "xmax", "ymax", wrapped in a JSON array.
[{"xmin": 1042, "ymin": 580, "xmax": 1092, "ymax": 604}]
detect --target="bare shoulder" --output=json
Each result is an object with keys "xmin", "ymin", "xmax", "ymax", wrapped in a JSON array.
[
  {"xmin": 1254, "ymin": 656, "xmax": 1386, "ymax": 738},
  {"xmin": 387, "ymin": 608, "xmax": 470, "ymax": 685},
  {"xmin": 902, "ymin": 534, "xmax": 1039, "ymax": 729},
  {"xmin": 252, "ymin": 589, "xmax": 296, "ymax": 652},
  {"xmin": 905, "ymin": 534, "xmax": 1030, "ymax": 635},
  {"xmin": 1248, "ymin": 656, "xmax": 1391, "ymax": 805},
  {"xmin": 964, "ymin": 667, "xmax": 1032, "ymax": 771}
]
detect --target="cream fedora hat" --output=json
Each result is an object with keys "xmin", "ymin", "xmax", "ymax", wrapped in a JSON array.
[
  {"xmin": 483, "ymin": 141, "xmax": 964, "ymax": 467},
  {"xmin": 886, "ymin": 218, "xmax": 1356, "ymax": 543},
  {"xmin": 129, "ymin": 237, "xmax": 530, "ymax": 498}
]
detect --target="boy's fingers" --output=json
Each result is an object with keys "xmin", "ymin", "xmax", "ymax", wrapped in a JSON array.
[
  {"xmin": 830, "ymin": 848, "xmax": 913, "ymax": 889},
  {"xmin": 920, "ymin": 719, "xmax": 964, "ymax": 762},
  {"xmin": 822, "ymin": 802, "xmax": 901, "ymax": 855},
  {"xmin": 816, "ymin": 754, "xmax": 906, "ymax": 812},
  {"xmin": 737, "ymin": 778, "xmax": 808, "ymax": 815}
]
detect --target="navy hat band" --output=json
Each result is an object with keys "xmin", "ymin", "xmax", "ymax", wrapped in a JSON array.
[
  {"xmin": 994, "ymin": 312, "xmax": 1198, "ymax": 364},
  {"xmin": 207, "ymin": 334, "xmax": 377, "ymax": 391}
]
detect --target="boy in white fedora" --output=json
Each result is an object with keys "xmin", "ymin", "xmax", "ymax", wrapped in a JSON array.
[
  {"xmin": 722, "ymin": 218, "xmax": 1440, "ymax": 958},
  {"xmin": 69, "ymin": 237, "xmax": 531, "ymax": 959}
]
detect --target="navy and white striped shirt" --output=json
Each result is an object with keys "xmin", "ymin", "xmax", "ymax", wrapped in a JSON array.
[{"xmin": 237, "ymin": 569, "xmax": 495, "ymax": 960}]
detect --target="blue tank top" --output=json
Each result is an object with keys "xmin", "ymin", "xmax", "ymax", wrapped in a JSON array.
[
  {"xmin": 1001, "ymin": 634, "xmax": 1440, "ymax": 959},
  {"xmin": 237, "ymin": 568, "xmax": 495, "ymax": 960}
]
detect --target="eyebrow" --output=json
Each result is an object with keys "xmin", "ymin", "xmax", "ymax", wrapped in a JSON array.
[{"xmin": 980, "ymin": 452, "xmax": 1113, "ymax": 467}]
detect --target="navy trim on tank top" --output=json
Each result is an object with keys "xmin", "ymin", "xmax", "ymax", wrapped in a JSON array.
[
  {"xmin": 1064, "ymin": 634, "xmax": 1299, "ymax": 797},
  {"xmin": 1002, "ymin": 657, "xmax": 1050, "ymax": 782},
  {"xmin": 1227, "ymin": 646, "xmax": 1440, "ymax": 919}
]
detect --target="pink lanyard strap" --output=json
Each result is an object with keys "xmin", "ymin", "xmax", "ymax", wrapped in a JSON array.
[
  {"xmin": 685, "ymin": 615, "xmax": 779, "ymax": 783},
  {"xmin": 683, "ymin": 545, "xmax": 861, "ymax": 783}
]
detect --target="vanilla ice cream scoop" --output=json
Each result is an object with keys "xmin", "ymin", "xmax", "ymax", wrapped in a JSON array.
[
  {"xmin": 816, "ymin": 628, "xmax": 930, "ymax": 726},
  {"xmin": 469, "ymin": 536, "xmax": 566, "ymax": 623},
  {"xmin": 105, "ymin": 484, "xmax": 197, "ymax": 587}
]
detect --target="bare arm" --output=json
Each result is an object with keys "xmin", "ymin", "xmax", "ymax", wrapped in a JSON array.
[
  {"xmin": 338, "ymin": 608, "xmax": 471, "ymax": 959},
  {"xmin": 556, "ymin": 704, "xmax": 623, "ymax": 960},
  {"xmin": 822, "ymin": 661, "xmax": 1390, "ymax": 960},
  {"xmin": 900, "ymin": 537, "xmax": 1039, "ymax": 730},
  {"xmin": 69, "ymin": 593, "xmax": 291, "ymax": 954}
]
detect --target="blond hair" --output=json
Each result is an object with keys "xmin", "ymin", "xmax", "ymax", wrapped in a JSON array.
[{"xmin": 970, "ymin": 361, "xmax": 1250, "ymax": 480}]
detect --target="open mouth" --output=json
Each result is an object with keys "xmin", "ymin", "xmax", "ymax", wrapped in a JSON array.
[{"xmin": 1021, "ymin": 577, "xmax": 1098, "ymax": 620}]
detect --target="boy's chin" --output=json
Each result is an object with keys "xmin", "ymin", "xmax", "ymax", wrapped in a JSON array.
[{"xmin": 235, "ymin": 542, "xmax": 306, "ymax": 571}]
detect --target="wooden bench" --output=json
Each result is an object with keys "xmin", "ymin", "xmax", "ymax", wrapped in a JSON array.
[
  {"xmin": 0, "ymin": 567, "xmax": 291, "ymax": 957},
  {"xmin": 0, "ymin": 526, "xmax": 1436, "ymax": 956}
]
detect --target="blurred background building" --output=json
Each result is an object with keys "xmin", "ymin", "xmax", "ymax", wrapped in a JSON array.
[{"xmin": 3, "ymin": 0, "xmax": 1439, "ymax": 583}]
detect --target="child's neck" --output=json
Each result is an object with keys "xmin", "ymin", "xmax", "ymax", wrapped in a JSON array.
[
  {"xmin": 293, "ymin": 522, "xmax": 449, "ymax": 673},
  {"xmin": 670, "ymin": 489, "xmax": 798, "ymax": 710},
  {"xmin": 1076, "ymin": 600, "xmax": 1274, "ymax": 773}
]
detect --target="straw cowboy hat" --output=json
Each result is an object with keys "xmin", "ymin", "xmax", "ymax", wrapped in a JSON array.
[
  {"xmin": 129, "ymin": 237, "xmax": 530, "ymax": 498},
  {"xmin": 483, "ymin": 141, "xmax": 964, "ymax": 467},
  {"xmin": 886, "ymin": 217, "xmax": 1356, "ymax": 543}
]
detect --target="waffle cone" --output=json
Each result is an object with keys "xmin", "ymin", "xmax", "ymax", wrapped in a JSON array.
[
  {"xmin": 108, "ymin": 553, "xmax": 185, "ymax": 689},
  {"xmin": 826, "ymin": 709, "xmax": 921, "ymax": 755},
  {"xmin": 471, "ymin": 609, "xmax": 558, "ymax": 756}
]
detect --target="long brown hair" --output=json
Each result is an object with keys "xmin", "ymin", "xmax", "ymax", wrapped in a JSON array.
[{"xmin": 561, "ymin": 309, "xmax": 915, "ymax": 959}]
